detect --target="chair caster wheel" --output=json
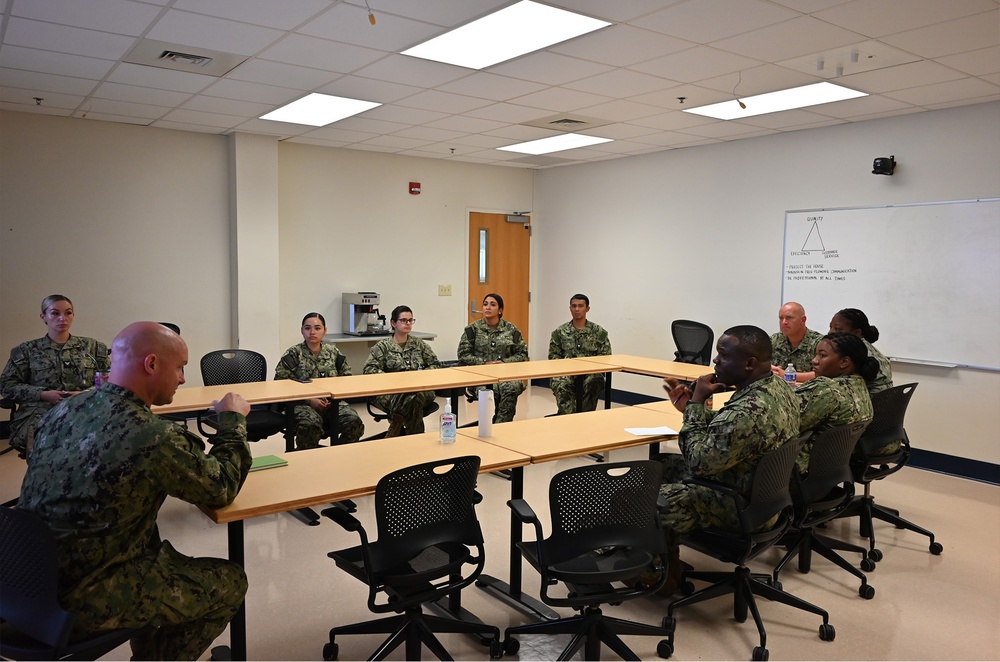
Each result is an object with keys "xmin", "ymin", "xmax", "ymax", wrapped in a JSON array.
[
  {"xmin": 859, "ymin": 583, "xmax": 875, "ymax": 599},
  {"xmin": 861, "ymin": 558, "xmax": 876, "ymax": 572},
  {"xmin": 502, "ymin": 637, "xmax": 520, "ymax": 655},
  {"xmin": 680, "ymin": 580, "xmax": 695, "ymax": 595},
  {"xmin": 752, "ymin": 645, "xmax": 769, "ymax": 660},
  {"xmin": 662, "ymin": 616, "xmax": 676, "ymax": 632},
  {"xmin": 322, "ymin": 642, "xmax": 339, "ymax": 660},
  {"xmin": 868, "ymin": 548, "xmax": 883, "ymax": 562},
  {"xmin": 819, "ymin": 623, "xmax": 836, "ymax": 641},
  {"xmin": 489, "ymin": 638, "xmax": 503, "ymax": 659},
  {"xmin": 657, "ymin": 640, "xmax": 673, "ymax": 658},
  {"xmin": 929, "ymin": 541, "xmax": 943, "ymax": 554}
]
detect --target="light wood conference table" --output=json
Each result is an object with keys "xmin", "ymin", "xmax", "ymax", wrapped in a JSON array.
[
  {"xmin": 202, "ymin": 434, "xmax": 531, "ymax": 660},
  {"xmin": 580, "ymin": 353, "xmax": 714, "ymax": 382},
  {"xmin": 151, "ymin": 379, "xmax": 330, "ymax": 415},
  {"xmin": 456, "ymin": 404, "xmax": 682, "ymax": 619}
]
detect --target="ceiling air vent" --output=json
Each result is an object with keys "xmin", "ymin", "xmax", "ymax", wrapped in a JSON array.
[
  {"xmin": 123, "ymin": 39, "xmax": 247, "ymax": 77},
  {"xmin": 521, "ymin": 113, "xmax": 612, "ymax": 132},
  {"xmin": 160, "ymin": 50, "xmax": 213, "ymax": 68}
]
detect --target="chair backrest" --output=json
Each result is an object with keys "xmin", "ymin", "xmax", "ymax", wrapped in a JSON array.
[
  {"xmin": 546, "ymin": 460, "xmax": 664, "ymax": 562},
  {"xmin": 798, "ymin": 421, "xmax": 869, "ymax": 504},
  {"xmin": 741, "ymin": 435, "xmax": 805, "ymax": 533},
  {"xmin": 373, "ymin": 455, "xmax": 483, "ymax": 566},
  {"xmin": 857, "ymin": 383, "xmax": 917, "ymax": 456},
  {"xmin": 0, "ymin": 507, "xmax": 76, "ymax": 651},
  {"xmin": 200, "ymin": 349, "xmax": 268, "ymax": 385},
  {"xmin": 671, "ymin": 319, "xmax": 714, "ymax": 365},
  {"xmin": 158, "ymin": 322, "xmax": 180, "ymax": 334}
]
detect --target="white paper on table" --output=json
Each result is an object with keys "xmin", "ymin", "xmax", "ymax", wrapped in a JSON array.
[{"xmin": 625, "ymin": 426, "xmax": 678, "ymax": 436}]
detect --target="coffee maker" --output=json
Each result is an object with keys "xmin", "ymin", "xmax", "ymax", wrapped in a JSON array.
[{"xmin": 342, "ymin": 292, "xmax": 388, "ymax": 335}]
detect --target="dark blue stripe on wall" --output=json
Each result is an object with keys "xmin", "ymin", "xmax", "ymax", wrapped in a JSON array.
[{"xmin": 531, "ymin": 378, "xmax": 1000, "ymax": 486}]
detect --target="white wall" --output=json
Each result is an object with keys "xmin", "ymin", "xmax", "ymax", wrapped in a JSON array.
[
  {"xmin": 0, "ymin": 112, "xmax": 232, "ymax": 379},
  {"xmin": 532, "ymin": 101, "xmax": 1000, "ymax": 465}
]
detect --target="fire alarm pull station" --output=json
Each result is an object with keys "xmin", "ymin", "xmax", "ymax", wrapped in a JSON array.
[{"xmin": 409, "ymin": 182, "xmax": 421, "ymax": 195}]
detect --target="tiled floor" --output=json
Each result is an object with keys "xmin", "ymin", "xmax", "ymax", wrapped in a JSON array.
[{"xmin": 2, "ymin": 385, "xmax": 997, "ymax": 661}]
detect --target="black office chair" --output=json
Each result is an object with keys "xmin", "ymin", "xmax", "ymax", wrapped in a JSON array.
[
  {"xmin": 772, "ymin": 421, "xmax": 875, "ymax": 599},
  {"xmin": 502, "ymin": 460, "xmax": 672, "ymax": 661},
  {"xmin": 321, "ymin": 456, "xmax": 502, "ymax": 661},
  {"xmin": 158, "ymin": 322, "xmax": 180, "ymax": 334},
  {"xmin": 196, "ymin": 349, "xmax": 286, "ymax": 442},
  {"xmin": 837, "ymin": 383, "xmax": 942, "ymax": 563},
  {"xmin": 662, "ymin": 436, "xmax": 835, "ymax": 662},
  {"xmin": 0, "ymin": 507, "xmax": 143, "ymax": 661},
  {"xmin": 670, "ymin": 320, "xmax": 714, "ymax": 365},
  {"xmin": 365, "ymin": 397, "xmax": 440, "ymax": 440},
  {"xmin": 1, "ymin": 397, "xmax": 21, "ymax": 458}
]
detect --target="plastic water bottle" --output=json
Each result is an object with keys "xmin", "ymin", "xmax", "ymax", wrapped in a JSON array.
[
  {"xmin": 784, "ymin": 363, "xmax": 797, "ymax": 386},
  {"xmin": 439, "ymin": 400, "xmax": 456, "ymax": 444},
  {"xmin": 478, "ymin": 389, "xmax": 494, "ymax": 438}
]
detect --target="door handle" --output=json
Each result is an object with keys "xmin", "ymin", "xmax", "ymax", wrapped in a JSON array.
[{"xmin": 470, "ymin": 300, "xmax": 482, "ymax": 316}]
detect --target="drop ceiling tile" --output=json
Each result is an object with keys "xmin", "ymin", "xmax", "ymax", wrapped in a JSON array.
[
  {"xmin": 163, "ymin": 107, "xmax": 257, "ymax": 128},
  {"xmin": 201, "ymin": 78, "xmax": 303, "ymax": 105},
  {"xmin": 632, "ymin": 46, "xmax": 762, "ymax": 83},
  {"xmin": 359, "ymin": 0, "xmax": 508, "ymax": 28},
  {"xmin": 298, "ymin": 3, "xmax": 442, "ymax": 51},
  {"xmin": 146, "ymin": 9, "xmax": 285, "ymax": 56},
  {"xmin": 483, "ymin": 124, "xmax": 562, "ymax": 141},
  {"xmin": 436, "ymin": 73, "xmax": 547, "ymax": 102},
  {"xmin": 564, "ymin": 69, "xmax": 678, "ymax": 97},
  {"xmin": 577, "ymin": 98, "xmax": 665, "ymax": 122},
  {"xmin": 297, "ymin": 125, "xmax": 379, "ymax": 142},
  {"xmin": 544, "ymin": 0, "xmax": 685, "ymax": 23},
  {"xmin": 227, "ymin": 59, "xmax": 339, "ymax": 90},
  {"xmin": 0, "ymin": 45, "xmax": 115, "ymax": 80},
  {"xmin": 884, "ymin": 77, "xmax": 999, "ymax": 105},
  {"xmin": 391, "ymin": 125, "xmax": 467, "ymax": 142},
  {"xmin": 686, "ymin": 63, "xmax": 816, "ymax": 96},
  {"xmin": 4, "ymin": 18, "xmax": 136, "ymax": 60},
  {"xmin": 64, "ymin": 110, "xmax": 148, "ymax": 125},
  {"xmin": 11, "ymin": 0, "xmax": 163, "ymax": 36},
  {"xmin": 92, "ymin": 81, "xmax": 192, "ymax": 106},
  {"xmin": 353, "ymin": 54, "xmax": 470, "ymax": 88},
  {"xmin": 86, "ymin": 97, "xmax": 170, "ymax": 119},
  {"xmin": 360, "ymin": 134, "xmax": 432, "ymax": 150},
  {"xmin": 171, "ymin": 0, "xmax": 331, "ymax": 31},
  {"xmin": 488, "ymin": 52, "xmax": 615, "ymax": 86},
  {"xmin": 735, "ymin": 108, "xmax": 845, "ymax": 129},
  {"xmin": 447, "ymin": 133, "xmax": 511, "ymax": 149},
  {"xmin": 633, "ymin": 0, "xmax": 798, "ymax": 43},
  {"xmin": 507, "ymin": 87, "xmax": 614, "ymax": 113},
  {"xmin": 106, "ymin": 62, "xmax": 217, "ymax": 93},
  {"xmin": 180, "ymin": 95, "xmax": 275, "ymax": 118},
  {"xmin": 629, "ymin": 108, "xmax": 717, "ymax": 131},
  {"xmin": 230, "ymin": 117, "xmax": 311, "ymax": 136},
  {"xmin": 326, "ymin": 116, "xmax": 410, "ymax": 134},
  {"xmin": 924, "ymin": 94, "xmax": 1000, "ymax": 109},
  {"xmin": 768, "ymin": 0, "xmax": 852, "ymax": 12},
  {"xmin": 259, "ymin": 35, "xmax": 386, "ymax": 73},
  {"xmin": 316, "ymin": 76, "xmax": 422, "ymax": 104},
  {"xmin": 0, "ymin": 68, "xmax": 100, "ymax": 96},
  {"xmin": 360, "ymin": 103, "xmax": 447, "ymax": 125},
  {"xmin": 837, "ymin": 60, "xmax": 967, "ymax": 94},
  {"xmin": 676, "ymin": 120, "xmax": 775, "ymax": 139},
  {"xmin": 0, "ymin": 87, "xmax": 86, "ymax": 111},
  {"xmin": 880, "ymin": 11, "xmax": 999, "ymax": 58},
  {"xmin": 938, "ymin": 46, "xmax": 1000, "ymax": 76},
  {"xmin": 712, "ymin": 16, "xmax": 864, "ymax": 62},
  {"xmin": 395, "ymin": 90, "xmax": 492, "ymax": 114},
  {"xmin": 813, "ymin": 0, "xmax": 996, "ymax": 38},
  {"xmin": 579, "ymin": 122, "xmax": 660, "ymax": 140},
  {"xmin": 549, "ymin": 24, "xmax": 695, "ymax": 67},
  {"xmin": 149, "ymin": 119, "xmax": 229, "ymax": 134},
  {"xmin": 461, "ymin": 100, "xmax": 546, "ymax": 123},
  {"xmin": 777, "ymin": 40, "xmax": 921, "ymax": 80},
  {"xmin": 806, "ymin": 93, "xmax": 916, "ymax": 118}
]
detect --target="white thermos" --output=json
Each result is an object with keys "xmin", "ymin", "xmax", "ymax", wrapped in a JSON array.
[{"xmin": 478, "ymin": 389, "xmax": 494, "ymax": 437}]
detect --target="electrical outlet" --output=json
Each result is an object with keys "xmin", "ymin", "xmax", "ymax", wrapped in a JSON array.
[{"xmin": 438, "ymin": 284, "xmax": 452, "ymax": 296}]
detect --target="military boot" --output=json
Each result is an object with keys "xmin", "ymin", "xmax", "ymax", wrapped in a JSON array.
[
  {"xmin": 385, "ymin": 414, "xmax": 405, "ymax": 437},
  {"xmin": 656, "ymin": 546, "xmax": 684, "ymax": 596}
]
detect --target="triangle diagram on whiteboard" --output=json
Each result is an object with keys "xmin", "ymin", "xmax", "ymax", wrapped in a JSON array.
[{"xmin": 801, "ymin": 221, "xmax": 826, "ymax": 251}]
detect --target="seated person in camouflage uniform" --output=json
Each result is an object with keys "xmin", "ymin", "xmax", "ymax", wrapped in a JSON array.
[
  {"xmin": 794, "ymin": 332, "xmax": 876, "ymax": 474},
  {"xmin": 363, "ymin": 305, "xmax": 442, "ymax": 437},
  {"xmin": 770, "ymin": 301, "xmax": 823, "ymax": 384},
  {"xmin": 275, "ymin": 312, "xmax": 364, "ymax": 448},
  {"xmin": 656, "ymin": 325, "xmax": 800, "ymax": 595},
  {"xmin": 18, "ymin": 321, "xmax": 252, "ymax": 661},
  {"xmin": 828, "ymin": 308, "xmax": 893, "ymax": 395},
  {"xmin": 458, "ymin": 293, "xmax": 528, "ymax": 424},
  {"xmin": 547, "ymin": 293, "xmax": 612, "ymax": 415},
  {"xmin": 1, "ymin": 294, "xmax": 109, "ymax": 455}
]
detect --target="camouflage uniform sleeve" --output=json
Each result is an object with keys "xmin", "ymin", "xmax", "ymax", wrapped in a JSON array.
[
  {"xmin": 593, "ymin": 323, "xmax": 612, "ymax": 356},
  {"xmin": 678, "ymin": 402, "xmax": 759, "ymax": 477},
  {"xmin": 333, "ymin": 345, "xmax": 352, "ymax": 376},
  {"xmin": 92, "ymin": 340, "xmax": 111, "ymax": 371},
  {"xmin": 795, "ymin": 378, "xmax": 829, "ymax": 432},
  {"xmin": 548, "ymin": 327, "xmax": 564, "ymax": 360},
  {"xmin": 506, "ymin": 322, "xmax": 529, "ymax": 363},
  {"xmin": 419, "ymin": 339, "xmax": 442, "ymax": 369},
  {"xmin": 157, "ymin": 412, "xmax": 251, "ymax": 508},
  {"xmin": 0, "ymin": 343, "xmax": 43, "ymax": 401},
  {"xmin": 363, "ymin": 340, "xmax": 387, "ymax": 374},
  {"xmin": 457, "ymin": 324, "xmax": 482, "ymax": 365},
  {"xmin": 274, "ymin": 346, "xmax": 299, "ymax": 381}
]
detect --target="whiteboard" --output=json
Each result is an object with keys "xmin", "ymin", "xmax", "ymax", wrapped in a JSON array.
[{"xmin": 781, "ymin": 199, "xmax": 1000, "ymax": 371}]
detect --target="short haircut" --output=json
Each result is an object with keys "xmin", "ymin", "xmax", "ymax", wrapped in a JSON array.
[
  {"xmin": 391, "ymin": 305, "xmax": 412, "ymax": 321},
  {"xmin": 301, "ymin": 312, "xmax": 326, "ymax": 327},
  {"xmin": 570, "ymin": 293, "xmax": 590, "ymax": 306},
  {"xmin": 41, "ymin": 294, "xmax": 72, "ymax": 313},
  {"xmin": 836, "ymin": 308, "xmax": 880, "ymax": 343},
  {"xmin": 722, "ymin": 324, "xmax": 772, "ymax": 362}
]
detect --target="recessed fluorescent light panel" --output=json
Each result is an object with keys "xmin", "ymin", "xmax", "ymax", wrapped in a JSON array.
[
  {"xmin": 260, "ymin": 93, "xmax": 380, "ymax": 126},
  {"xmin": 402, "ymin": 1, "xmax": 610, "ymax": 70},
  {"xmin": 682, "ymin": 82, "xmax": 867, "ymax": 120},
  {"xmin": 497, "ymin": 133, "xmax": 612, "ymax": 155}
]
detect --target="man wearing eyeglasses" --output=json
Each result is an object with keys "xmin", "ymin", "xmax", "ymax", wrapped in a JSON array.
[{"xmin": 547, "ymin": 294, "xmax": 612, "ymax": 415}]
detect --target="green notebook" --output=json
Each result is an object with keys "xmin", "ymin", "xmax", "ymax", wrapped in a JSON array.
[{"xmin": 249, "ymin": 455, "xmax": 288, "ymax": 472}]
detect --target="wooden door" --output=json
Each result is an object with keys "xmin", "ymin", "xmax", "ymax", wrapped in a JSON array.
[{"xmin": 467, "ymin": 212, "xmax": 530, "ymax": 343}]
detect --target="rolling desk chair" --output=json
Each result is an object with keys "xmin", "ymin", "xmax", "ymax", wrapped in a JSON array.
[
  {"xmin": 670, "ymin": 319, "xmax": 714, "ymax": 365},
  {"xmin": 196, "ymin": 349, "xmax": 287, "ymax": 443}
]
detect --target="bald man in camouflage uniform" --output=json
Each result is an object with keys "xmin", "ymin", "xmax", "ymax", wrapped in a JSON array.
[
  {"xmin": 548, "ymin": 294, "xmax": 612, "ymax": 415},
  {"xmin": 655, "ymin": 325, "xmax": 800, "ymax": 595},
  {"xmin": 458, "ymin": 315, "xmax": 528, "ymax": 424},
  {"xmin": 770, "ymin": 302, "xmax": 823, "ymax": 379},
  {"xmin": 18, "ymin": 322, "xmax": 251, "ymax": 661},
  {"xmin": 275, "ymin": 341, "xmax": 364, "ymax": 447}
]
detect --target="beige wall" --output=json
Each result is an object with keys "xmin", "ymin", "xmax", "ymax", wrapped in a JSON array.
[{"xmin": 532, "ymin": 101, "xmax": 1000, "ymax": 465}]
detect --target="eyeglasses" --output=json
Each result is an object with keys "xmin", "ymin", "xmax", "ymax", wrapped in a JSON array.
[{"xmin": 395, "ymin": 318, "xmax": 416, "ymax": 324}]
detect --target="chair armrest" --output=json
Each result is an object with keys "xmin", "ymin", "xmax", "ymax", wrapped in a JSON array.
[
  {"xmin": 0, "ymin": 397, "xmax": 16, "ymax": 411},
  {"xmin": 508, "ymin": 498, "xmax": 539, "ymax": 525},
  {"xmin": 321, "ymin": 506, "xmax": 362, "ymax": 533}
]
